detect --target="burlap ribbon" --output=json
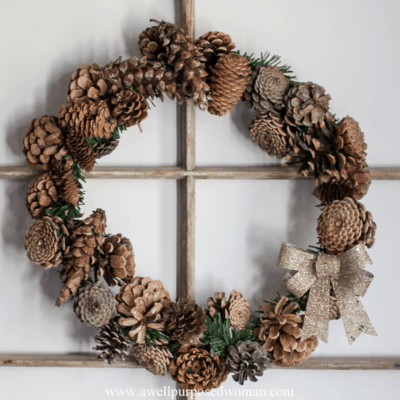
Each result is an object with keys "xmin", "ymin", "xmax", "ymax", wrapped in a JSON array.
[{"xmin": 277, "ymin": 243, "xmax": 377, "ymax": 344}]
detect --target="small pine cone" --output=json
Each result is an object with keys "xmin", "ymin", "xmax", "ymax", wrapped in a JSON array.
[
  {"xmin": 65, "ymin": 129, "xmax": 95, "ymax": 172},
  {"xmin": 93, "ymin": 322, "xmax": 131, "ymax": 364},
  {"xmin": 59, "ymin": 101, "xmax": 118, "ymax": 139},
  {"xmin": 26, "ymin": 172, "xmax": 60, "ymax": 219},
  {"xmin": 299, "ymin": 285, "xmax": 341, "ymax": 320},
  {"xmin": 317, "ymin": 197, "xmax": 363, "ymax": 255},
  {"xmin": 101, "ymin": 234, "xmax": 135, "ymax": 286},
  {"xmin": 227, "ymin": 290, "xmax": 251, "ymax": 331},
  {"xmin": 226, "ymin": 340, "xmax": 269, "ymax": 385},
  {"xmin": 67, "ymin": 63, "xmax": 109, "ymax": 105},
  {"xmin": 57, "ymin": 209, "xmax": 107, "ymax": 306},
  {"xmin": 207, "ymin": 292, "xmax": 229, "ymax": 320},
  {"xmin": 92, "ymin": 135, "xmax": 120, "ymax": 159},
  {"xmin": 23, "ymin": 116, "xmax": 68, "ymax": 171},
  {"xmin": 299, "ymin": 293, "xmax": 308, "ymax": 312},
  {"xmin": 110, "ymin": 89, "xmax": 148, "ymax": 128},
  {"xmin": 117, "ymin": 277, "xmax": 171, "ymax": 343},
  {"xmin": 334, "ymin": 116, "xmax": 367, "ymax": 161},
  {"xmin": 164, "ymin": 298, "xmax": 207, "ymax": 345},
  {"xmin": 355, "ymin": 201, "xmax": 377, "ymax": 249},
  {"xmin": 74, "ymin": 282, "xmax": 118, "ymax": 327},
  {"xmin": 249, "ymin": 111, "xmax": 296, "ymax": 158},
  {"xmin": 208, "ymin": 53, "xmax": 252, "ymax": 116},
  {"xmin": 169, "ymin": 345, "xmax": 228, "ymax": 391},
  {"xmin": 25, "ymin": 215, "xmax": 71, "ymax": 269},
  {"xmin": 284, "ymin": 82, "xmax": 331, "ymax": 126},
  {"xmin": 134, "ymin": 344, "xmax": 173, "ymax": 376}
]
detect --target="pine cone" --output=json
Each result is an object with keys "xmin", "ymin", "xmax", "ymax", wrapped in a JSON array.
[
  {"xmin": 110, "ymin": 89, "xmax": 148, "ymax": 128},
  {"xmin": 226, "ymin": 340, "xmax": 269, "ymax": 385},
  {"xmin": 56, "ymin": 209, "xmax": 107, "ymax": 306},
  {"xmin": 254, "ymin": 297, "xmax": 318, "ymax": 367},
  {"xmin": 101, "ymin": 234, "xmax": 135, "ymax": 286},
  {"xmin": 65, "ymin": 128, "xmax": 95, "ymax": 172},
  {"xmin": 313, "ymin": 160, "xmax": 372, "ymax": 203},
  {"xmin": 164, "ymin": 298, "xmax": 207, "ymax": 345},
  {"xmin": 93, "ymin": 322, "xmax": 131, "ymax": 364},
  {"xmin": 134, "ymin": 344, "xmax": 173, "ymax": 376},
  {"xmin": 299, "ymin": 285, "xmax": 341, "ymax": 320},
  {"xmin": 92, "ymin": 135, "xmax": 120, "ymax": 159},
  {"xmin": 26, "ymin": 172, "xmax": 60, "ymax": 219},
  {"xmin": 52, "ymin": 157, "xmax": 80, "ymax": 208},
  {"xmin": 23, "ymin": 116, "xmax": 68, "ymax": 171},
  {"xmin": 117, "ymin": 277, "xmax": 171, "ymax": 343},
  {"xmin": 284, "ymin": 82, "xmax": 331, "ymax": 126},
  {"xmin": 25, "ymin": 215, "xmax": 71, "ymax": 269},
  {"xmin": 249, "ymin": 111, "xmax": 296, "ymax": 158},
  {"xmin": 169, "ymin": 345, "xmax": 228, "ymax": 391},
  {"xmin": 227, "ymin": 290, "xmax": 251, "ymax": 331},
  {"xmin": 208, "ymin": 53, "xmax": 251, "ymax": 116},
  {"xmin": 139, "ymin": 20, "xmax": 209, "ymax": 110},
  {"xmin": 207, "ymin": 292, "xmax": 229, "ymax": 320},
  {"xmin": 356, "ymin": 201, "xmax": 377, "ymax": 249},
  {"xmin": 74, "ymin": 282, "xmax": 118, "ymax": 327},
  {"xmin": 317, "ymin": 197, "xmax": 366, "ymax": 255},
  {"xmin": 243, "ymin": 65, "xmax": 289, "ymax": 112},
  {"xmin": 59, "ymin": 101, "xmax": 118, "ymax": 139}
]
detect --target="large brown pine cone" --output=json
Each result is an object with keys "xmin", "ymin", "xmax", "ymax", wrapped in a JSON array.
[
  {"xmin": 169, "ymin": 345, "xmax": 228, "ymax": 391},
  {"xmin": 244, "ymin": 65, "xmax": 289, "ymax": 112},
  {"xmin": 284, "ymin": 82, "xmax": 331, "ymax": 126},
  {"xmin": 134, "ymin": 344, "xmax": 173, "ymax": 376},
  {"xmin": 56, "ymin": 209, "xmax": 107, "ymax": 306},
  {"xmin": 93, "ymin": 322, "xmax": 131, "ymax": 364},
  {"xmin": 117, "ymin": 277, "xmax": 171, "ymax": 344},
  {"xmin": 65, "ymin": 128, "xmax": 95, "ymax": 172},
  {"xmin": 208, "ymin": 53, "xmax": 251, "ymax": 116},
  {"xmin": 74, "ymin": 282, "xmax": 118, "ymax": 327},
  {"xmin": 249, "ymin": 111, "xmax": 296, "ymax": 158},
  {"xmin": 254, "ymin": 297, "xmax": 318, "ymax": 367},
  {"xmin": 139, "ymin": 20, "xmax": 209, "ymax": 110},
  {"xmin": 25, "ymin": 215, "xmax": 71, "ymax": 269},
  {"xmin": 23, "ymin": 116, "xmax": 68, "ymax": 171},
  {"xmin": 317, "ymin": 197, "xmax": 370, "ymax": 254},
  {"xmin": 356, "ymin": 201, "xmax": 377, "ymax": 249},
  {"xmin": 164, "ymin": 297, "xmax": 207, "ymax": 345},
  {"xmin": 101, "ymin": 234, "xmax": 135, "ymax": 286},
  {"xmin": 59, "ymin": 101, "xmax": 118, "ymax": 139},
  {"xmin": 26, "ymin": 172, "xmax": 60, "ymax": 219},
  {"xmin": 226, "ymin": 340, "xmax": 269, "ymax": 385}
]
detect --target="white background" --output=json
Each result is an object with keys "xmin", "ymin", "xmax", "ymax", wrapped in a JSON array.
[{"xmin": 0, "ymin": 0, "xmax": 399, "ymax": 399}]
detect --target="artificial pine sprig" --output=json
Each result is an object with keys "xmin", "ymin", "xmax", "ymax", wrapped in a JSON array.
[{"xmin": 202, "ymin": 315, "xmax": 259, "ymax": 357}]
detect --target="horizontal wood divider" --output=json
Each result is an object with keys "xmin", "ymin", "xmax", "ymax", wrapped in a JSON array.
[
  {"xmin": 0, "ymin": 354, "xmax": 399, "ymax": 370},
  {"xmin": 1, "ymin": 166, "xmax": 400, "ymax": 180}
]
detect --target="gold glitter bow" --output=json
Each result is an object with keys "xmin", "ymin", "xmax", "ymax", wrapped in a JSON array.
[{"xmin": 277, "ymin": 243, "xmax": 377, "ymax": 344}]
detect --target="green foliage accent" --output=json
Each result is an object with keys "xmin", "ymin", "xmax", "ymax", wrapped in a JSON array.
[
  {"xmin": 307, "ymin": 245, "xmax": 325, "ymax": 254},
  {"xmin": 144, "ymin": 328, "xmax": 169, "ymax": 346},
  {"xmin": 202, "ymin": 315, "xmax": 260, "ymax": 357},
  {"xmin": 267, "ymin": 290, "xmax": 310, "ymax": 313},
  {"xmin": 234, "ymin": 50, "xmax": 298, "ymax": 84},
  {"xmin": 85, "ymin": 136, "xmax": 102, "ymax": 152},
  {"xmin": 112, "ymin": 124, "xmax": 127, "ymax": 140}
]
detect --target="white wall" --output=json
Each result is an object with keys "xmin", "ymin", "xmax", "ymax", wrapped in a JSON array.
[{"xmin": 0, "ymin": 0, "xmax": 399, "ymax": 399}]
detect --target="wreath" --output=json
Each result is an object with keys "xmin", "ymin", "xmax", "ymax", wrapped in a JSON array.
[{"xmin": 23, "ymin": 20, "xmax": 377, "ymax": 391}]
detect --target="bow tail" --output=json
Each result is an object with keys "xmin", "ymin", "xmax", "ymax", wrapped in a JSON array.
[
  {"xmin": 332, "ymin": 281, "xmax": 377, "ymax": 344},
  {"xmin": 300, "ymin": 278, "xmax": 331, "ymax": 343}
]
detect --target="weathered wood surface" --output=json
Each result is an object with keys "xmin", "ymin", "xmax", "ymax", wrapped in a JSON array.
[
  {"xmin": 1, "ymin": 355, "xmax": 398, "ymax": 370},
  {"xmin": 2, "ymin": 166, "xmax": 400, "ymax": 180}
]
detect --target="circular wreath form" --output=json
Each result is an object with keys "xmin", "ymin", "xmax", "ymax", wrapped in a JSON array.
[{"xmin": 23, "ymin": 20, "xmax": 377, "ymax": 390}]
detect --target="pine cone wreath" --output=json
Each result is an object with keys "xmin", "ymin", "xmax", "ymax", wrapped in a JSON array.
[
  {"xmin": 134, "ymin": 344, "xmax": 173, "ymax": 376},
  {"xmin": 164, "ymin": 297, "xmax": 207, "ymax": 345},
  {"xmin": 117, "ymin": 277, "xmax": 171, "ymax": 343},
  {"xmin": 254, "ymin": 297, "xmax": 318, "ymax": 367},
  {"xmin": 59, "ymin": 101, "xmax": 118, "ymax": 139},
  {"xmin": 227, "ymin": 290, "xmax": 251, "ymax": 331},
  {"xmin": 139, "ymin": 20, "xmax": 209, "ymax": 110},
  {"xmin": 249, "ymin": 111, "xmax": 296, "ymax": 158},
  {"xmin": 243, "ymin": 65, "xmax": 289, "ymax": 112},
  {"xmin": 101, "ymin": 234, "xmax": 135, "ymax": 286},
  {"xmin": 109, "ymin": 89, "xmax": 148, "ymax": 128},
  {"xmin": 226, "ymin": 340, "xmax": 269, "ymax": 385},
  {"xmin": 74, "ymin": 282, "xmax": 118, "ymax": 327},
  {"xmin": 284, "ymin": 82, "xmax": 331, "ymax": 126},
  {"xmin": 26, "ymin": 172, "xmax": 60, "ymax": 219},
  {"xmin": 207, "ymin": 292, "xmax": 229, "ymax": 320},
  {"xmin": 93, "ymin": 322, "xmax": 131, "ymax": 364},
  {"xmin": 92, "ymin": 135, "xmax": 120, "ymax": 159},
  {"xmin": 25, "ymin": 215, "xmax": 71, "ymax": 269},
  {"xmin": 65, "ymin": 128, "xmax": 95, "ymax": 172},
  {"xmin": 169, "ymin": 345, "xmax": 228, "ymax": 391},
  {"xmin": 208, "ymin": 53, "xmax": 252, "ymax": 116},
  {"xmin": 56, "ymin": 208, "xmax": 107, "ymax": 306},
  {"xmin": 23, "ymin": 116, "xmax": 68, "ymax": 171}
]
